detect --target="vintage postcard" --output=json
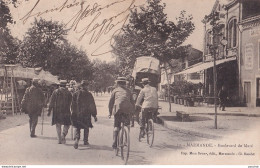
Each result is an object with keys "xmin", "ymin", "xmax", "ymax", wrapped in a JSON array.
[{"xmin": 0, "ymin": 0, "xmax": 259, "ymax": 166}]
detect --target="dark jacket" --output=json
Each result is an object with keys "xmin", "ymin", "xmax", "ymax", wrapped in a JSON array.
[
  {"xmin": 48, "ymin": 87, "xmax": 72, "ymax": 126},
  {"xmin": 108, "ymin": 86, "xmax": 134, "ymax": 116},
  {"xmin": 218, "ymin": 89, "xmax": 228, "ymax": 101},
  {"xmin": 71, "ymin": 88, "xmax": 97, "ymax": 129},
  {"xmin": 21, "ymin": 85, "xmax": 45, "ymax": 115}
]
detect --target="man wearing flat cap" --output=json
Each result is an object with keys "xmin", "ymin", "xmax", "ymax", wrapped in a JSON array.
[
  {"xmin": 47, "ymin": 80, "xmax": 72, "ymax": 144},
  {"xmin": 108, "ymin": 77, "xmax": 135, "ymax": 149},
  {"xmin": 21, "ymin": 78, "xmax": 45, "ymax": 138},
  {"xmin": 71, "ymin": 80, "xmax": 97, "ymax": 149},
  {"xmin": 136, "ymin": 78, "xmax": 158, "ymax": 138}
]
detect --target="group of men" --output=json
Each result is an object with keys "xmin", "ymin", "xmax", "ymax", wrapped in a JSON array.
[
  {"xmin": 21, "ymin": 78, "xmax": 97, "ymax": 149},
  {"xmin": 21, "ymin": 76, "xmax": 159, "ymax": 150}
]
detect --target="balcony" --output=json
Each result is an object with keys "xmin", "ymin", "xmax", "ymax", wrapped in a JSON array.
[{"xmin": 204, "ymin": 45, "xmax": 225, "ymax": 62}]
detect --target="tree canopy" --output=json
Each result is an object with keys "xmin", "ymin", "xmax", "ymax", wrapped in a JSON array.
[
  {"xmin": 89, "ymin": 59, "xmax": 120, "ymax": 91},
  {"xmin": 112, "ymin": 0, "xmax": 195, "ymax": 75},
  {"xmin": 0, "ymin": 1, "xmax": 20, "ymax": 64},
  {"xmin": 17, "ymin": 18, "xmax": 93, "ymax": 81}
]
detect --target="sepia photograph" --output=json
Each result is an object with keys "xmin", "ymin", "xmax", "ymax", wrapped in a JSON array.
[{"xmin": 0, "ymin": 0, "xmax": 259, "ymax": 166}]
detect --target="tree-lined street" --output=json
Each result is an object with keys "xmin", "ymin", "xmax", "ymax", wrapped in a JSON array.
[{"xmin": 0, "ymin": 94, "xmax": 259, "ymax": 165}]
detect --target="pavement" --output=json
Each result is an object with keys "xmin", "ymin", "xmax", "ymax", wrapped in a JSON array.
[
  {"xmin": 157, "ymin": 99, "xmax": 260, "ymax": 139},
  {"xmin": 0, "ymin": 94, "xmax": 259, "ymax": 165}
]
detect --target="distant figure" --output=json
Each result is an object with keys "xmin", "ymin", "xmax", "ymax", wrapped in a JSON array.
[
  {"xmin": 47, "ymin": 80, "xmax": 72, "ymax": 144},
  {"xmin": 218, "ymin": 86, "xmax": 228, "ymax": 111},
  {"xmin": 21, "ymin": 78, "xmax": 45, "ymax": 138},
  {"xmin": 71, "ymin": 80, "xmax": 97, "ymax": 149}
]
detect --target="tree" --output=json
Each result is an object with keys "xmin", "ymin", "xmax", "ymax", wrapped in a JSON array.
[
  {"xmin": 0, "ymin": 1, "xmax": 21, "ymax": 64},
  {"xmin": 17, "ymin": 18, "xmax": 68, "ymax": 68},
  {"xmin": 112, "ymin": 0, "xmax": 195, "ymax": 111},
  {"xmin": 90, "ymin": 59, "xmax": 119, "ymax": 92},
  {"xmin": 17, "ymin": 18, "xmax": 93, "ymax": 81},
  {"xmin": 47, "ymin": 42, "xmax": 93, "ymax": 81}
]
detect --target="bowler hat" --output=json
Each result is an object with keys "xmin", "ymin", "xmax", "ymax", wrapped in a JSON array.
[
  {"xmin": 115, "ymin": 77, "xmax": 127, "ymax": 82},
  {"xmin": 81, "ymin": 80, "xmax": 89, "ymax": 86},
  {"xmin": 59, "ymin": 80, "xmax": 67, "ymax": 86}
]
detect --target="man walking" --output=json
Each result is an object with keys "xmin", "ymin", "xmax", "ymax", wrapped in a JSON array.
[
  {"xmin": 135, "ymin": 78, "xmax": 158, "ymax": 138},
  {"xmin": 218, "ymin": 85, "xmax": 228, "ymax": 111},
  {"xmin": 47, "ymin": 80, "xmax": 72, "ymax": 144},
  {"xmin": 71, "ymin": 80, "xmax": 97, "ymax": 149},
  {"xmin": 21, "ymin": 78, "xmax": 45, "ymax": 138}
]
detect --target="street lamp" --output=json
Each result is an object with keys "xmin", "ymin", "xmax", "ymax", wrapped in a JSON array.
[{"xmin": 205, "ymin": 11, "xmax": 222, "ymax": 129}]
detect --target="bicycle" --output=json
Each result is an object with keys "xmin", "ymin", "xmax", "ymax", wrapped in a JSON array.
[
  {"xmin": 109, "ymin": 114, "xmax": 130, "ymax": 165},
  {"xmin": 138, "ymin": 108, "xmax": 155, "ymax": 147}
]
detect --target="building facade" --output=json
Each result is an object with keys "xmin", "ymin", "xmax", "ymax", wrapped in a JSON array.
[
  {"xmin": 239, "ymin": 0, "xmax": 260, "ymax": 107},
  {"xmin": 204, "ymin": 0, "xmax": 260, "ymax": 107},
  {"xmin": 172, "ymin": 0, "xmax": 260, "ymax": 108}
]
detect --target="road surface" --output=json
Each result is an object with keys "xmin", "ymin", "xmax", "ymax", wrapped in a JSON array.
[{"xmin": 0, "ymin": 93, "xmax": 259, "ymax": 165}]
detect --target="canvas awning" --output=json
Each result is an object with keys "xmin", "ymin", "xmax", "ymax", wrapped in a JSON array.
[
  {"xmin": 0, "ymin": 65, "xmax": 59, "ymax": 84},
  {"xmin": 175, "ymin": 57, "xmax": 237, "ymax": 75}
]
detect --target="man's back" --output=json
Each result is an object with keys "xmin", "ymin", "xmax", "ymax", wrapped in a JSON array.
[
  {"xmin": 22, "ymin": 85, "xmax": 44, "ymax": 114},
  {"xmin": 49, "ymin": 87, "xmax": 72, "ymax": 114},
  {"xmin": 109, "ymin": 86, "xmax": 134, "ymax": 115},
  {"xmin": 136, "ymin": 85, "xmax": 158, "ymax": 109}
]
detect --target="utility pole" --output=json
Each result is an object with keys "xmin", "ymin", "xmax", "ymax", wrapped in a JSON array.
[{"xmin": 205, "ymin": 11, "xmax": 221, "ymax": 129}]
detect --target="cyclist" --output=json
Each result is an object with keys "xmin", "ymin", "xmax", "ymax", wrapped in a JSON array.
[
  {"xmin": 135, "ymin": 78, "xmax": 158, "ymax": 138},
  {"xmin": 108, "ymin": 77, "xmax": 135, "ymax": 149}
]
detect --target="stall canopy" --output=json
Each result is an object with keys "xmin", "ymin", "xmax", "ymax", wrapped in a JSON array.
[
  {"xmin": 175, "ymin": 57, "xmax": 237, "ymax": 75},
  {"xmin": 0, "ymin": 64, "xmax": 59, "ymax": 84}
]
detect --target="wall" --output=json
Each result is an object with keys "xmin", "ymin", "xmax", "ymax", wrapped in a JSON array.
[{"xmin": 240, "ymin": 18, "xmax": 260, "ymax": 107}]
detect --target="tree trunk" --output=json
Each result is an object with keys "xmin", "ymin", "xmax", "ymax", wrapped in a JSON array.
[{"xmin": 163, "ymin": 62, "xmax": 171, "ymax": 112}]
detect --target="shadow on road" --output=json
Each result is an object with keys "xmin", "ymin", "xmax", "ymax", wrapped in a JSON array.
[
  {"xmin": 37, "ymin": 136, "xmax": 58, "ymax": 140},
  {"xmin": 159, "ymin": 116, "xmax": 212, "ymax": 122},
  {"xmin": 64, "ymin": 144, "xmax": 113, "ymax": 151}
]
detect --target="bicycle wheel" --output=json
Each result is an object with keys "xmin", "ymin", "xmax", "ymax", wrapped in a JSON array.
[
  {"xmin": 114, "ymin": 130, "xmax": 120, "ymax": 156},
  {"xmin": 146, "ymin": 119, "xmax": 154, "ymax": 147},
  {"xmin": 120, "ymin": 126, "xmax": 130, "ymax": 164}
]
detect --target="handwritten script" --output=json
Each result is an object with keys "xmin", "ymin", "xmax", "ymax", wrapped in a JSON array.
[{"xmin": 20, "ymin": 0, "xmax": 137, "ymax": 56}]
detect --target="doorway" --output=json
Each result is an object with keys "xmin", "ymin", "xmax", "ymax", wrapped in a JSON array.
[{"xmin": 256, "ymin": 78, "xmax": 260, "ymax": 107}]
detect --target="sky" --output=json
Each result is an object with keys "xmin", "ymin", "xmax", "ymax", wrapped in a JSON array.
[{"xmin": 7, "ymin": 0, "xmax": 216, "ymax": 62}]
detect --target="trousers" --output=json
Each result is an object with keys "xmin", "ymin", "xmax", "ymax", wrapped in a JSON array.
[
  {"xmin": 29, "ymin": 113, "xmax": 38, "ymax": 136},
  {"xmin": 139, "ymin": 108, "xmax": 157, "ymax": 129},
  {"xmin": 56, "ymin": 123, "xmax": 70, "ymax": 142},
  {"xmin": 75, "ymin": 127, "xmax": 89, "ymax": 143}
]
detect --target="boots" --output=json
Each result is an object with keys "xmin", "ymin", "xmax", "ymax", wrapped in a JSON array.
[
  {"xmin": 74, "ymin": 138, "xmax": 79, "ymax": 149},
  {"xmin": 61, "ymin": 134, "xmax": 66, "ymax": 144},
  {"xmin": 112, "ymin": 130, "xmax": 119, "ymax": 149}
]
